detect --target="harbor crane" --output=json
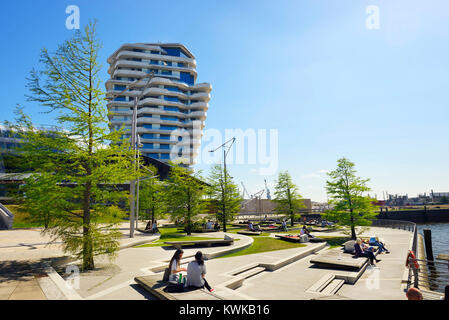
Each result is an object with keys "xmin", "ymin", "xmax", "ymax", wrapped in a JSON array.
[{"xmin": 264, "ymin": 179, "xmax": 271, "ymax": 200}]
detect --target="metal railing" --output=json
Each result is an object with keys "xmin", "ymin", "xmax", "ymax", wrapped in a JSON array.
[
  {"xmin": 370, "ymin": 219, "xmax": 423, "ymax": 293},
  {"xmin": 408, "ymin": 258, "xmax": 449, "ymax": 295}
]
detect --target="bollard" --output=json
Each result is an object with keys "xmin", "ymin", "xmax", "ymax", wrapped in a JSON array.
[{"xmin": 423, "ymin": 229, "xmax": 435, "ymax": 266}]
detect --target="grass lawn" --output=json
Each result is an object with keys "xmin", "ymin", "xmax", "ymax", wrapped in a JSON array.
[
  {"xmin": 217, "ymin": 236, "xmax": 306, "ymax": 258},
  {"xmin": 134, "ymin": 226, "xmax": 224, "ymax": 247},
  {"xmin": 7, "ymin": 204, "xmax": 128, "ymax": 229},
  {"xmin": 319, "ymin": 236, "xmax": 352, "ymax": 249},
  {"xmin": 6, "ymin": 205, "xmax": 43, "ymax": 229}
]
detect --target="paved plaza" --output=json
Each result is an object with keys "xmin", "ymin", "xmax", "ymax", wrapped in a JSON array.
[{"xmin": 0, "ymin": 223, "xmax": 415, "ymax": 300}]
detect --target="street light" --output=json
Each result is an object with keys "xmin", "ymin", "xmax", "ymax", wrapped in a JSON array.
[
  {"xmin": 105, "ymin": 72, "xmax": 155, "ymax": 238},
  {"xmin": 209, "ymin": 137, "xmax": 236, "ymax": 232}
]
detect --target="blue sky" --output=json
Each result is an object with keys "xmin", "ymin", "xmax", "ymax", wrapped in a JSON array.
[{"xmin": 1, "ymin": 0, "xmax": 449, "ymax": 201}]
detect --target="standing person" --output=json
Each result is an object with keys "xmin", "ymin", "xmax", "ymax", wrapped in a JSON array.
[
  {"xmin": 206, "ymin": 220, "xmax": 213, "ymax": 229},
  {"xmin": 168, "ymin": 249, "xmax": 187, "ymax": 282},
  {"xmin": 186, "ymin": 251, "xmax": 215, "ymax": 292},
  {"xmin": 355, "ymin": 238, "xmax": 381, "ymax": 266},
  {"xmin": 281, "ymin": 219, "xmax": 288, "ymax": 232},
  {"xmin": 248, "ymin": 221, "xmax": 254, "ymax": 231}
]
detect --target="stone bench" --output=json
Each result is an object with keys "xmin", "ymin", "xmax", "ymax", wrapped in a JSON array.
[
  {"xmin": 136, "ymin": 228, "xmax": 158, "ymax": 234},
  {"xmin": 311, "ymin": 246, "xmax": 379, "ymax": 271},
  {"xmin": 134, "ymin": 275, "xmax": 221, "ymax": 300},
  {"xmin": 176, "ymin": 228, "xmax": 220, "ymax": 233},
  {"xmin": 164, "ymin": 236, "xmax": 234, "ymax": 249},
  {"xmin": 275, "ymin": 234, "xmax": 309, "ymax": 243},
  {"xmin": 237, "ymin": 230, "xmax": 262, "ymax": 236}
]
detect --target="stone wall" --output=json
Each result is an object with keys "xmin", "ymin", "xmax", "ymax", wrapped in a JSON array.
[{"xmin": 377, "ymin": 209, "xmax": 449, "ymax": 223}]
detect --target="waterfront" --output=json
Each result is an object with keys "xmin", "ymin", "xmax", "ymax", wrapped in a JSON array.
[{"xmin": 417, "ymin": 223, "xmax": 449, "ymax": 292}]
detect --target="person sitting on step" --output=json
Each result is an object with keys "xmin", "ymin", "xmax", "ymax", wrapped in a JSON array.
[{"xmin": 355, "ymin": 238, "xmax": 381, "ymax": 266}]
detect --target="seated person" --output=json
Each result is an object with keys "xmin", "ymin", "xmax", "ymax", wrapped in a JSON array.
[
  {"xmin": 152, "ymin": 220, "xmax": 159, "ymax": 233},
  {"xmin": 168, "ymin": 249, "xmax": 187, "ymax": 282},
  {"xmin": 301, "ymin": 225, "xmax": 314, "ymax": 238},
  {"xmin": 214, "ymin": 222, "xmax": 220, "ymax": 231},
  {"xmin": 354, "ymin": 238, "xmax": 381, "ymax": 266},
  {"xmin": 369, "ymin": 236, "xmax": 390, "ymax": 254},
  {"xmin": 205, "ymin": 220, "xmax": 213, "ymax": 229},
  {"xmin": 186, "ymin": 251, "xmax": 214, "ymax": 292},
  {"xmin": 145, "ymin": 220, "xmax": 152, "ymax": 231}
]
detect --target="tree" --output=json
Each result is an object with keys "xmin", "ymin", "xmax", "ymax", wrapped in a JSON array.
[
  {"xmin": 164, "ymin": 164, "xmax": 207, "ymax": 235},
  {"xmin": 13, "ymin": 22, "xmax": 136, "ymax": 270},
  {"xmin": 273, "ymin": 171, "xmax": 305, "ymax": 226},
  {"xmin": 138, "ymin": 164, "xmax": 166, "ymax": 224},
  {"xmin": 207, "ymin": 164, "xmax": 242, "ymax": 232},
  {"xmin": 325, "ymin": 157, "xmax": 377, "ymax": 240},
  {"xmin": 440, "ymin": 196, "xmax": 449, "ymax": 204}
]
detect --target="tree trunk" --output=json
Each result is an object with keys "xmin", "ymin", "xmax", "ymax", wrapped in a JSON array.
[
  {"xmin": 187, "ymin": 190, "xmax": 192, "ymax": 235},
  {"xmin": 350, "ymin": 209, "xmax": 356, "ymax": 240},
  {"xmin": 82, "ymin": 182, "xmax": 94, "ymax": 270},
  {"xmin": 151, "ymin": 206, "xmax": 155, "ymax": 225}
]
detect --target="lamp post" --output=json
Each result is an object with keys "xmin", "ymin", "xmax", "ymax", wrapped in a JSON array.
[
  {"xmin": 106, "ymin": 72, "xmax": 155, "ymax": 238},
  {"xmin": 209, "ymin": 137, "xmax": 236, "ymax": 232}
]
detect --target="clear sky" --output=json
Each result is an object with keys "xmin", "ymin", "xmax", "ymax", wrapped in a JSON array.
[{"xmin": 2, "ymin": 0, "xmax": 449, "ymax": 202}]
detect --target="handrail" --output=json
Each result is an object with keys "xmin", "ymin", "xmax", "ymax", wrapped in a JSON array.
[{"xmin": 370, "ymin": 219, "xmax": 420, "ymax": 292}]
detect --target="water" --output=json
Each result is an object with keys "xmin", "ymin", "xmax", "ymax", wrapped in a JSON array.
[{"xmin": 416, "ymin": 223, "xmax": 449, "ymax": 292}]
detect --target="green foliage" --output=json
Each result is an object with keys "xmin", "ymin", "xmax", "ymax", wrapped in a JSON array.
[
  {"xmin": 138, "ymin": 164, "xmax": 166, "ymax": 223},
  {"xmin": 207, "ymin": 164, "xmax": 242, "ymax": 232},
  {"xmin": 163, "ymin": 163, "xmax": 207, "ymax": 235},
  {"xmin": 273, "ymin": 171, "xmax": 305, "ymax": 226},
  {"xmin": 324, "ymin": 158, "xmax": 377, "ymax": 239},
  {"xmin": 11, "ymin": 22, "xmax": 136, "ymax": 270}
]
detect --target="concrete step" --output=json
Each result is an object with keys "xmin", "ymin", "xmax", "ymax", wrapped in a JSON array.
[
  {"xmin": 306, "ymin": 273, "xmax": 335, "ymax": 293},
  {"xmin": 321, "ymin": 279, "xmax": 345, "ymax": 295},
  {"xmin": 237, "ymin": 267, "xmax": 266, "ymax": 280},
  {"xmin": 230, "ymin": 263, "xmax": 260, "ymax": 276}
]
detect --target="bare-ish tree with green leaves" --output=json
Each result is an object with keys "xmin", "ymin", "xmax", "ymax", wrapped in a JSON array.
[
  {"xmin": 324, "ymin": 157, "xmax": 377, "ymax": 240},
  {"xmin": 207, "ymin": 164, "xmax": 242, "ymax": 232},
  {"xmin": 13, "ymin": 22, "xmax": 136, "ymax": 270},
  {"xmin": 138, "ymin": 164, "xmax": 166, "ymax": 225},
  {"xmin": 274, "ymin": 171, "xmax": 305, "ymax": 226},
  {"xmin": 164, "ymin": 164, "xmax": 207, "ymax": 235}
]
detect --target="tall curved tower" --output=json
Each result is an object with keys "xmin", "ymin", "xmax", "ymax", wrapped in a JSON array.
[{"xmin": 106, "ymin": 43, "xmax": 211, "ymax": 166}]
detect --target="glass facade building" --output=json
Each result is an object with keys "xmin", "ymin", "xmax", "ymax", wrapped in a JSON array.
[{"xmin": 106, "ymin": 43, "xmax": 211, "ymax": 165}]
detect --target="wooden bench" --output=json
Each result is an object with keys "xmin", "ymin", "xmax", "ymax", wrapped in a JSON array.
[{"xmin": 164, "ymin": 236, "xmax": 234, "ymax": 249}]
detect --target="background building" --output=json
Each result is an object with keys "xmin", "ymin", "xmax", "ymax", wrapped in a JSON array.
[{"xmin": 106, "ymin": 43, "xmax": 211, "ymax": 166}]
